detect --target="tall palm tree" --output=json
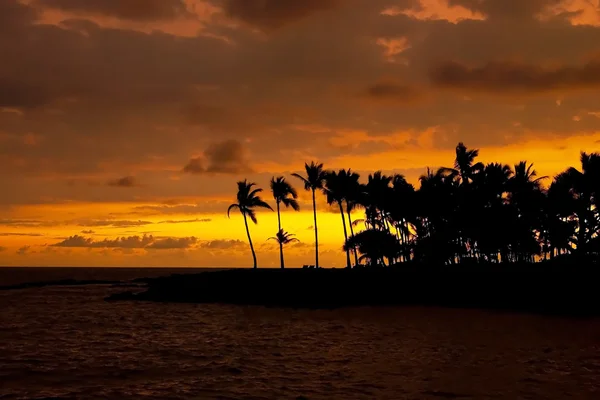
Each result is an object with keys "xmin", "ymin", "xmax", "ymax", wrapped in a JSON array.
[
  {"xmin": 227, "ymin": 180, "xmax": 273, "ymax": 269},
  {"xmin": 270, "ymin": 176, "xmax": 300, "ymax": 268},
  {"xmin": 324, "ymin": 170, "xmax": 352, "ymax": 268},
  {"xmin": 292, "ymin": 162, "xmax": 327, "ymax": 268},
  {"xmin": 365, "ymin": 171, "xmax": 393, "ymax": 231},
  {"xmin": 339, "ymin": 169, "xmax": 362, "ymax": 266}
]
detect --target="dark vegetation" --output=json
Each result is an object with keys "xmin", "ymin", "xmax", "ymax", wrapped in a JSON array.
[
  {"xmin": 231, "ymin": 142, "xmax": 600, "ymax": 268},
  {"xmin": 107, "ymin": 266, "xmax": 599, "ymax": 316},
  {"xmin": 108, "ymin": 143, "xmax": 600, "ymax": 314}
]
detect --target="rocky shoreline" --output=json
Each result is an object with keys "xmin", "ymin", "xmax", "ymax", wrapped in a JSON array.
[{"xmin": 106, "ymin": 267, "xmax": 600, "ymax": 317}]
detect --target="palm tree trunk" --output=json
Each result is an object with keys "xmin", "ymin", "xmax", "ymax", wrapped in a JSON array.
[
  {"xmin": 243, "ymin": 213, "xmax": 257, "ymax": 269},
  {"xmin": 276, "ymin": 201, "xmax": 284, "ymax": 269},
  {"xmin": 339, "ymin": 202, "xmax": 351, "ymax": 268},
  {"xmin": 347, "ymin": 208, "xmax": 359, "ymax": 267},
  {"xmin": 312, "ymin": 189, "xmax": 319, "ymax": 268}
]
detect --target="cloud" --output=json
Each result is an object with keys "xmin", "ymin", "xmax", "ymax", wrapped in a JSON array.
[
  {"xmin": 77, "ymin": 220, "xmax": 153, "ymax": 228},
  {"xmin": 0, "ymin": 0, "xmax": 39, "ymax": 31},
  {"xmin": 183, "ymin": 139, "xmax": 253, "ymax": 174},
  {"xmin": 158, "ymin": 218, "xmax": 212, "ymax": 224},
  {"xmin": 448, "ymin": 0, "xmax": 562, "ymax": 20},
  {"xmin": 0, "ymin": 219, "xmax": 58, "ymax": 228},
  {"xmin": 0, "ymin": 232, "xmax": 44, "ymax": 237},
  {"xmin": 223, "ymin": 0, "xmax": 338, "ymax": 30},
  {"xmin": 0, "ymin": 246, "xmax": 6, "ymax": 252},
  {"xmin": 199, "ymin": 239, "xmax": 246, "ymax": 249},
  {"xmin": 366, "ymin": 82, "xmax": 421, "ymax": 103},
  {"xmin": 16, "ymin": 246, "xmax": 31, "ymax": 255},
  {"xmin": 0, "ymin": 79, "xmax": 55, "ymax": 109},
  {"xmin": 430, "ymin": 60, "xmax": 600, "ymax": 94},
  {"xmin": 107, "ymin": 176, "xmax": 139, "ymax": 188},
  {"xmin": 146, "ymin": 236, "xmax": 197, "ymax": 249},
  {"xmin": 384, "ymin": 0, "xmax": 486, "ymax": 23},
  {"xmin": 52, "ymin": 234, "xmax": 198, "ymax": 249},
  {"xmin": 182, "ymin": 157, "xmax": 205, "ymax": 174},
  {"xmin": 81, "ymin": 230, "xmax": 95, "ymax": 234},
  {"xmin": 34, "ymin": 0, "xmax": 191, "ymax": 21}
]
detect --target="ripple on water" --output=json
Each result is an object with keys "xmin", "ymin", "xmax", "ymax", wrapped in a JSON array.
[{"xmin": 0, "ymin": 286, "xmax": 599, "ymax": 399}]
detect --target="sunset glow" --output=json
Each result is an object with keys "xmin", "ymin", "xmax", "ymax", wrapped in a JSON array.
[{"xmin": 1, "ymin": 0, "xmax": 600, "ymax": 267}]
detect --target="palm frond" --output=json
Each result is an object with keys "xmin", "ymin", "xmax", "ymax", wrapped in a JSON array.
[
  {"xmin": 227, "ymin": 204, "xmax": 239, "ymax": 218},
  {"xmin": 246, "ymin": 209, "xmax": 258, "ymax": 224},
  {"xmin": 253, "ymin": 199, "xmax": 274, "ymax": 211},
  {"xmin": 282, "ymin": 198, "xmax": 300, "ymax": 211}
]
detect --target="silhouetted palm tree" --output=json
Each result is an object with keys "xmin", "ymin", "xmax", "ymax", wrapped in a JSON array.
[
  {"xmin": 339, "ymin": 169, "xmax": 362, "ymax": 266},
  {"xmin": 227, "ymin": 180, "xmax": 273, "ymax": 269},
  {"xmin": 292, "ymin": 162, "xmax": 327, "ymax": 268},
  {"xmin": 344, "ymin": 229, "xmax": 401, "ymax": 267},
  {"xmin": 364, "ymin": 171, "xmax": 393, "ymax": 231},
  {"xmin": 324, "ymin": 170, "xmax": 352, "ymax": 268},
  {"xmin": 228, "ymin": 143, "xmax": 600, "ymax": 267},
  {"xmin": 553, "ymin": 152, "xmax": 600, "ymax": 254},
  {"xmin": 448, "ymin": 142, "xmax": 484, "ymax": 185},
  {"xmin": 268, "ymin": 229, "xmax": 300, "ymax": 267},
  {"xmin": 270, "ymin": 176, "xmax": 300, "ymax": 269}
]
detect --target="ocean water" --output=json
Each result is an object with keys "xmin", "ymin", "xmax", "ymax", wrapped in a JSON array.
[{"xmin": 1, "ymin": 268, "xmax": 599, "ymax": 399}]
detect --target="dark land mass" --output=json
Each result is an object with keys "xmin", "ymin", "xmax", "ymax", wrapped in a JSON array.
[
  {"xmin": 0, "ymin": 279, "xmax": 122, "ymax": 291},
  {"xmin": 0, "ymin": 277, "xmax": 153, "ymax": 291},
  {"xmin": 106, "ymin": 263, "xmax": 600, "ymax": 317}
]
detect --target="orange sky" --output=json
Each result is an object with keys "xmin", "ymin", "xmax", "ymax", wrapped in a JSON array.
[{"xmin": 1, "ymin": 0, "xmax": 600, "ymax": 267}]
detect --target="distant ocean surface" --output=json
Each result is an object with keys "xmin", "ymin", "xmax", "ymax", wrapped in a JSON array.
[
  {"xmin": 0, "ymin": 267, "xmax": 223, "ymax": 286},
  {"xmin": 1, "ymin": 268, "xmax": 600, "ymax": 399}
]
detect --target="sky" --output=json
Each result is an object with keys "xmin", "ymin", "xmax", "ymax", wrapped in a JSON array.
[{"xmin": 1, "ymin": 0, "xmax": 600, "ymax": 268}]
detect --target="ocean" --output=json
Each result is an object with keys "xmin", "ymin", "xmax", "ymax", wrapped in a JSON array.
[{"xmin": 1, "ymin": 267, "xmax": 599, "ymax": 399}]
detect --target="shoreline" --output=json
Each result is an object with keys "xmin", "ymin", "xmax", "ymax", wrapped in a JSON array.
[{"xmin": 106, "ymin": 266, "xmax": 600, "ymax": 317}]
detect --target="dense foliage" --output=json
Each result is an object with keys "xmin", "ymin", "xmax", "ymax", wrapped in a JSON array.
[{"xmin": 232, "ymin": 143, "xmax": 600, "ymax": 268}]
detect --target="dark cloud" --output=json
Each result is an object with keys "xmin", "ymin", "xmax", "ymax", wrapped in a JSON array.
[
  {"xmin": 0, "ymin": 219, "xmax": 151, "ymax": 228},
  {"xmin": 16, "ymin": 246, "xmax": 31, "ymax": 255},
  {"xmin": 0, "ymin": 1, "xmax": 38, "ymax": 32},
  {"xmin": 52, "ymin": 234, "xmax": 197, "ymax": 249},
  {"xmin": 0, "ymin": 246, "xmax": 6, "ymax": 252},
  {"xmin": 34, "ymin": 0, "xmax": 190, "ymax": 21},
  {"xmin": 0, "ymin": 79, "xmax": 54, "ymax": 109},
  {"xmin": 223, "ymin": 0, "xmax": 338, "ymax": 30},
  {"xmin": 430, "ymin": 60, "xmax": 600, "ymax": 94},
  {"xmin": 183, "ymin": 157, "xmax": 205, "ymax": 174},
  {"xmin": 0, "ymin": 232, "xmax": 44, "ymax": 237},
  {"xmin": 0, "ymin": 219, "xmax": 57, "ymax": 228},
  {"xmin": 81, "ymin": 230, "xmax": 95, "ymax": 234},
  {"xmin": 366, "ymin": 82, "xmax": 421, "ymax": 103},
  {"xmin": 108, "ymin": 176, "xmax": 139, "ymax": 188},
  {"xmin": 158, "ymin": 218, "xmax": 212, "ymax": 224},
  {"xmin": 183, "ymin": 140, "xmax": 253, "ymax": 174},
  {"xmin": 77, "ymin": 220, "xmax": 153, "ymax": 228},
  {"xmin": 200, "ymin": 239, "xmax": 246, "ymax": 249},
  {"xmin": 146, "ymin": 237, "xmax": 197, "ymax": 249},
  {"xmin": 131, "ymin": 201, "xmax": 232, "ymax": 216}
]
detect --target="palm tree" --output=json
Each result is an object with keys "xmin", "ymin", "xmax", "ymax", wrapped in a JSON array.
[
  {"xmin": 339, "ymin": 169, "xmax": 362, "ymax": 266},
  {"xmin": 292, "ymin": 162, "xmax": 327, "ymax": 268},
  {"xmin": 452, "ymin": 142, "xmax": 484, "ymax": 185},
  {"xmin": 324, "ymin": 170, "xmax": 352, "ymax": 268},
  {"xmin": 227, "ymin": 180, "xmax": 273, "ymax": 269},
  {"xmin": 364, "ymin": 171, "xmax": 393, "ymax": 231},
  {"xmin": 268, "ymin": 229, "xmax": 300, "ymax": 267},
  {"xmin": 270, "ymin": 176, "xmax": 300, "ymax": 268},
  {"xmin": 552, "ymin": 152, "xmax": 600, "ymax": 255},
  {"xmin": 344, "ymin": 229, "xmax": 401, "ymax": 267}
]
